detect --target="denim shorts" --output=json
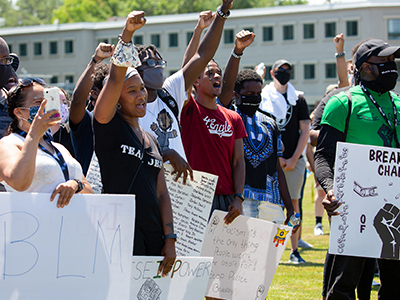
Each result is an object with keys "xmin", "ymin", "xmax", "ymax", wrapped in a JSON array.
[{"xmin": 242, "ymin": 198, "xmax": 285, "ymax": 224}]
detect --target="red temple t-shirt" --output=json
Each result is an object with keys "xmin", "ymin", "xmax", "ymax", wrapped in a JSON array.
[{"xmin": 181, "ymin": 97, "xmax": 247, "ymax": 195}]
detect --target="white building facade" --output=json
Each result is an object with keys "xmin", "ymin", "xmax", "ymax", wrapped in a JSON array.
[{"xmin": 1, "ymin": 0, "xmax": 400, "ymax": 104}]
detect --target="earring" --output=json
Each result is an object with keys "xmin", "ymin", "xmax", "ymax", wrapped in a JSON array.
[
  {"xmin": 18, "ymin": 118, "xmax": 22, "ymax": 128},
  {"xmin": 117, "ymin": 103, "xmax": 122, "ymax": 109}
]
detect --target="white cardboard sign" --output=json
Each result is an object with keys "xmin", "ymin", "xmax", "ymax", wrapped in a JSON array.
[
  {"xmin": 0, "ymin": 192, "xmax": 135, "ymax": 300},
  {"xmin": 130, "ymin": 256, "xmax": 213, "ymax": 300},
  {"xmin": 330, "ymin": 142, "xmax": 400, "ymax": 259},
  {"xmin": 201, "ymin": 210, "xmax": 291, "ymax": 300},
  {"xmin": 164, "ymin": 164, "xmax": 217, "ymax": 256}
]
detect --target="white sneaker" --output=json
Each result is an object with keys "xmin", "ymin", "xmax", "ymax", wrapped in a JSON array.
[
  {"xmin": 314, "ymin": 223, "xmax": 324, "ymax": 236},
  {"xmin": 298, "ymin": 239, "xmax": 313, "ymax": 248}
]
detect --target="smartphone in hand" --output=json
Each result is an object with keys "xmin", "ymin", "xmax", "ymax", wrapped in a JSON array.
[{"xmin": 44, "ymin": 87, "xmax": 61, "ymax": 119}]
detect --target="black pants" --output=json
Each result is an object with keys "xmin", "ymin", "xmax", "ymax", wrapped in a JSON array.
[
  {"xmin": 133, "ymin": 227, "xmax": 164, "ymax": 256},
  {"xmin": 325, "ymin": 254, "xmax": 400, "ymax": 299}
]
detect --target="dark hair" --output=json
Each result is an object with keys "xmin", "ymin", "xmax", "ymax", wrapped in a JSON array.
[
  {"xmin": 91, "ymin": 64, "xmax": 110, "ymax": 91},
  {"xmin": 135, "ymin": 44, "xmax": 164, "ymax": 61},
  {"xmin": 234, "ymin": 69, "xmax": 263, "ymax": 93},
  {"xmin": 6, "ymin": 85, "xmax": 29, "ymax": 134}
]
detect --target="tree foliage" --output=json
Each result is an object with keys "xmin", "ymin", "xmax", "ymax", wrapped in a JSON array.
[{"xmin": 0, "ymin": 0, "xmax": 307, "ymax": 27}]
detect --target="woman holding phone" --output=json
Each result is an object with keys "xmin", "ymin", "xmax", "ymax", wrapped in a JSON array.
[
  {"xmin": 0, "ymin": 77, "xmax": 92, "ymax": 207},
  {"xmin": 93, "ymin": 11, "xmax": 176, "ymax": 277}
]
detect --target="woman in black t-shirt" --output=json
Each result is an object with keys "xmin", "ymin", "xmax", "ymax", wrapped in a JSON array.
[{"xmin": 93, "ymin": 11, "xmax": 176, "ymax": 277}]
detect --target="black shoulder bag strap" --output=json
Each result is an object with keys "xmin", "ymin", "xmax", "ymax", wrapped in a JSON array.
[
  {"xmin": 344, "ymin": 89, "xmax": 352, "ymax": 141},
  {"xmin": 157, "ymin": 88, "xmax": 181, "ymax": 131},
  {"xmin": 257, "ymin": 108, "xmax": 276, "ymax": 121}
]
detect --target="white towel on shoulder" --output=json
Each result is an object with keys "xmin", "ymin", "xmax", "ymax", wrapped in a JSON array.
[{"xmin": 260, "ymin": 82, "xmax": 303, "ymax": 120}]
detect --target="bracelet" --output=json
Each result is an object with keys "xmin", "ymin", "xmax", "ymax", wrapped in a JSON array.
[
  {"xmin": 235, "ymin": 193, "xmax": 245, "ymax": 201},
  {"xmin": 164, "ymin": 233, "xmax": 177, "ymax": 241},
  {"xmin": 231, "ymin": 51, "xmax": 243, "ymax": 59},
  {"xmin": 217, "ymin": 6, "xmax": 230, "ymax": 20},
  {"xmin": 118, "ymin": 34, "xmax": 133, "ymax": 46},
  {"xmin": 110, "ymin": 40, "xmax": 141, "ymax": 68},
  {"xmin": 91, "ymin": 56, "xmax": 98, "ymax": 64},
  {"xmin": 73, "ymin": 179, "xmax": 83, "ymax": 193},
  {"xmin": 335, "ymin": 51, "xmax": 346, "ymax": 59}
]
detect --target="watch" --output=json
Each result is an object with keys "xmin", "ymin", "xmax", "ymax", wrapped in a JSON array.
[
  {"xmin": 73, "ymin": 179, "xmax": 84, "ymax": 193},
  {"xmin": 164, "ymin": 233, "xmax": 177, "ymax": 241},
  {"xmin": 235, "ymin": 193, "xmax": 245, "ymax": 201}
]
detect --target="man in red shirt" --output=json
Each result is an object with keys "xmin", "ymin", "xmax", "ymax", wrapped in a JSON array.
[{"xmin": 181, "ymin": 58, "xmax": 247, "ymax": 225}]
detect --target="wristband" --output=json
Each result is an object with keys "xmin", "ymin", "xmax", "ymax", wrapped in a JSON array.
[
  {"xmin": 165, "ymin": 233, "xmax": 177, "ymax": 241},
  {"xmin": 235, "ymin": 193, "xmax": 245, "ymax": 201},
  {"xmin": 91, "ymin": 56, "xmax": 98, "ymax": 64},
  {"xmin": 335, "ymin": 51, "xmax": 346, "ymax": 59},
  {"xmin": 73, "ymin": 179, "xmax": 84, "ymax": 193},
  {"xmin": 217, "ymin": 6, "xmax": 230, "ymax": 20},
  {"xmin": 110, "ymin": 39, "xmax": 141, "ymax": 68},
  {"xmin": 231, "ymin": 51, "xmax": 243, "ymax": 59}
]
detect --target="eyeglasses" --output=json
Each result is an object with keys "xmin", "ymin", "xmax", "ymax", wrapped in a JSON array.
[
  {"xmin": 142, "ymin": 58, "xmax": 167, "ymax": 68},
  {"xmin": 0, "ymin": 56, "xmax": 13, "ymax": 66}
]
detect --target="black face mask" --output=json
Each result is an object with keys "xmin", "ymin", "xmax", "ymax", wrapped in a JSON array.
[
  {"xmin": 368, "ymin": 61, "xmax": 398, "ymax": 93},
  {"xmin": 0, "ymin": 65, "xmax": 12, "ymax": 89},
  {"xmin": 273, "ymin": 69, "xmax": 292, "ymax": 85},
  {"xmin": 237, "ymin": 94, "xmax": 261, "ymax": 117}
]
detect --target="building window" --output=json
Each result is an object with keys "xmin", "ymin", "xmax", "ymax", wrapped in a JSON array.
[
  {"xmin": 325, "ymin": 22, "xmax": 336, "ymax": 38},
  {"xmin": 65, "ymin": 40, "xmax": 73, "ymax": 54},
  {"xmin": 151, "ymin": 34, "xmax": 160, "ymax": 48},
  {"xmin": 97, "ymin": 38, "xmax": 108, "ymax": 44},
  {"xmin": 325, "ymin": 63, "xmax": 336, "ymax": 79},
  {"xmin": 49, "ymin": 41, "xmax": 58, "ymax": 55},
  {"xmin": 50, "ymin": 76, "xmax": 58, "ymax": 84},
  {"xmin": 19, "ymin": 44, "xmax": 27, "ymax": 57},
  {"xmin": 304, "ymin": 64, "xmax": 315, "ymax": 80},
  {"xmin": 169, "ymin": 33, "xmax": 178, "ymax": 47},
  {"xmin": 346, "ymin": 20, "xmax": 358, "ymax": 37},
  {"xmin": 134, "ymin": 35, "xmax": 143, "ymax": 45},
  {"xmin": 388, "ymin": 19, "xmax": 400, "ymax": 40},
  {"xmin": 263, "ymin": 26, "xmax": 273, "ymax": 42},
  {"xmin": 34, "ymin": 42, "xmax": 42, "ymax": 56},
  {"xmin": 186, "ymin": 32, "xmax": 193, "ymax": 45},
  {"xmin": 65, "ymin": 75, "xmax": 74, "ymax": 83},
  {"xmin": 303, "ymin": 24, "xmax": 315, "ymax": 39},
  {"xmin": 224, "ymin": 29, "xmax": 234, "ymax": 44},
  {"xmin": 291, "ymin": 65, "xmax": 295, "ymax": 80},
  {"xmin": 8, "ymin": 44, "xmax": 12, "ymax": 53},
  {"xmin": 265, "ymin": 65, "xmax": 272, "ymax": 81},
  {"xmin": 283, "ymin": 25, "xmax": 294, "ymax": 40}
]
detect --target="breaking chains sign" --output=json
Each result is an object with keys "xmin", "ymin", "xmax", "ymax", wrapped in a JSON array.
[{"xmin": 330, "ymin": 142, "xmax": 400, "ymax": 259}]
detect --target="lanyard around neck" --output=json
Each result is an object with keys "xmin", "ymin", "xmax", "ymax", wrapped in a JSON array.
[
  {"xmin": 360, "ymin": 84, "xmax": 400, "ymax": 148},
  {"xmin": 16, "ymin": 129, "xmax": 70, "ymax": 181}
]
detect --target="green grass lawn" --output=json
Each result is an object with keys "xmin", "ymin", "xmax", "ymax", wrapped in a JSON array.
[{"xmin": 265, "ymin": 175, "xmax": 380, "ymax": 300}]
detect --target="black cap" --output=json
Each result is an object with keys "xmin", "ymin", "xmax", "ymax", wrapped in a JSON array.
[
  {"xmin": 9, "ymin": 53, "xmax": 19, "ymax": 72},
  {"xmin": 355, "ymin": 39, "xmax": 400, "ymax": 69},
  {"xmin": 272, "ymin": 59, "xmax": 292, "ymax": 70}
]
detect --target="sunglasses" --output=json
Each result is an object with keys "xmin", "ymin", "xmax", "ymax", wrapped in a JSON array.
[
  {"xmin": 8, "ymin": 77, "xmax": 46, "ymax": 97},
  {"xmin": 0, "ymin": 56, "xmax": 13, "ymax": 66},
  {"xmin": 142, "ymin": 58, "xmax": 167, "ymax": 68}
]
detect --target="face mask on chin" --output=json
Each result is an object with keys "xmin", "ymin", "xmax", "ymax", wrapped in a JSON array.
[
  {"xmin": 273, "ymin": 69, "xmax": 292, "ymax": 86},
  {"xmin": 142, "ymin": 66, "xmax": 165, "ymax": 90},
  {"xmin": 0, "ymin": 65, "xmax": 12, "ymax": 89},
  {"xmin": 237, "ymin": 94, "xmax": 261, "ymax": 117},
  {"xmin": 367, "ymin": 61, "xmax": 398, "ymax": 93}
]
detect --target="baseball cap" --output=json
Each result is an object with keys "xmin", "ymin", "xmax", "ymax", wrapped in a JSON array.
[
  {"xmin": 9, "ymin": 53, "xmax": 19, "ymax": 72},
  {"xmin": 355, "ymin": 39, "xmax": 400, "ymax": 69},
  {"xmin": 272, "ymin": 59, "xmax": 292, "ymax": 70}
]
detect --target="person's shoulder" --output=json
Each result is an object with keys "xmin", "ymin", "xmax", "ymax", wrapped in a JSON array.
[
  {"xmin": 0, "ymin": 132, "xmax": 23, "ymax": 147},
  {"xmin": 163, "ymin": 70, "xmax": 184, "ymax": 89},
  {"xmin": 219, "ymin": 105, "xmax": 241, "ymax": 119}
]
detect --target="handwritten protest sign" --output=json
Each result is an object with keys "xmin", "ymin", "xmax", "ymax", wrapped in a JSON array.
[
  {"xmin": 164, "ymin": 164, "xmax": 217, "ymax": 256},
  {"xmin": 130, "ymin": 256, "xmax": 213, "ymax": 300},
  {"xmin": 0, "ymin": 192, "xmax": 135, "ymax": 300},
  {"xmin": 201, "ymin": 210, "xmax": 291, "ymax": 300},
  {"xmin": 330, "ymin": 142, "xmax": 400, "ymax": 259}
]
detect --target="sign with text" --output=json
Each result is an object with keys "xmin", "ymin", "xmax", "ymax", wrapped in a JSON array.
[
  {"xmin": 201, "ymin": 210, "xmax": 290, "ymax": 300},
  {"xmin": 0, "ymin": 192, "xmax": 135, "ymax": 299},
  {"xmin": 330, "ymin": 142, "xmax": 400, "ymax": 259},
  {"xmin": 130, "ymin": 256, "xmax": 213, "ymax": 300},
  {"xmin": 164, "ymin": 164, "xmax": 217, "ymax": 256}
]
